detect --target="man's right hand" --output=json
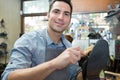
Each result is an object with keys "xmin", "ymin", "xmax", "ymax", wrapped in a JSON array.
[{"xmin": 51, "ymin": 47, "xmax": 84, "ymax": 70}]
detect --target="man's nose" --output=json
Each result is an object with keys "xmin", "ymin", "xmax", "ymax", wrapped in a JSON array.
[{"xmin": 58, "ymin": 13, "xmax": 64, "ymax": 20}]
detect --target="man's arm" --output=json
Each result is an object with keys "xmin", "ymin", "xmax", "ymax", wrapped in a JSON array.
[
  {"xmin": 8, "ymin": 47, "xmax": 83, "ymax": 80},
  {"xmin": 8, "ymin": 59, "xmax": 57, "ymax": 80},
  {"xmin": 77, "ymin": 72, "xmax": 83, "ymax": 80}
]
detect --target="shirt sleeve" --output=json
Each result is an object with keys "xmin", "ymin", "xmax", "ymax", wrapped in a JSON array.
[{"xmin": 1, "ymin": 31, "xmax": 44, "ymax": 80}]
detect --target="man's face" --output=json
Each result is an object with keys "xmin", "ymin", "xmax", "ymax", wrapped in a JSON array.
[{"xmin": 48, "ymin": 1, "xmax": 71, "ymax": 33}]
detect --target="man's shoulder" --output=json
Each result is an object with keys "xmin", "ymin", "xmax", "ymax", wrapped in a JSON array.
[{"xmin": 22, "ymin": 28, "xmax": 47, "ymax": 39}]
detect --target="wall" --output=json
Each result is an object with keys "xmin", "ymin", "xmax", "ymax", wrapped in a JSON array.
[
  {"xmin": 0, "ymin": 0, "xmax": 20, "ymax": 63},
  {"xmin": 72, "ymin": 0, "xmax": 120, "ymax": 13}
]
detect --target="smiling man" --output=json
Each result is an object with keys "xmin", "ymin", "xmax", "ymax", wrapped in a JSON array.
[{"xmin": 1, "ymin": 0, "xmax": 85, "ymax": 80}]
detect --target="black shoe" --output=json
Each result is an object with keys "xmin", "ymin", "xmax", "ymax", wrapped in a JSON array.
[{"xmin": 86, "ymin": 39, "xmax": 109, "ymax": 80}]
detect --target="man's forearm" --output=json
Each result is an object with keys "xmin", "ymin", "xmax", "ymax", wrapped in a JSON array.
[
  {"xmin": 77, "ymin": 72, "xmax": 83, "ymax": 80},
  {"xmin": 8, "ymin": 60, "xmax": 57, "ymax": 80}
]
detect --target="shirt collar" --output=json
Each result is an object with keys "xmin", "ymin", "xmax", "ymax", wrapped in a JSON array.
[
  {"xmin": 44, "ymin": 28, "xmax": 71, "ymax": 48},
  {"xmin": 45, "ymin": 29, "xmax": 53, "ymax": 46},
  {"xmin": 45, "ymin": 28, "xmax": 66, "ymax": 46}
]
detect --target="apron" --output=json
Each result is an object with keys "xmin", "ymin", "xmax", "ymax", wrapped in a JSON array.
[{"xmin": 44, "ymin": 38, "xmax": 70, "ymax": 80}]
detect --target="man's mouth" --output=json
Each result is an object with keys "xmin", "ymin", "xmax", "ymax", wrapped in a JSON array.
[{"xmin": 55, "ymin": 22, "xmax": 64, "ymax": 26}]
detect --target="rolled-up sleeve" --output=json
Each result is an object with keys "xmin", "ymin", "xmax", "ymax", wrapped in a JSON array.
[
  {"xmin": 1, "ymin": 33, "xmax": 33, "ymax": 80},
  {"xmin": 1, "ymin": 31, "xmax": 45, "ymax": 80}
]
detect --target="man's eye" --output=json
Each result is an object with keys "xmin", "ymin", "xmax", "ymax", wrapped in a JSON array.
[
  {"xmin": 65, "ymin": 13, "xmax": 70, "ymax": 16},
  {"xmin": 53, "ymin": 10, "xmax": 59, "ymax": 14}
]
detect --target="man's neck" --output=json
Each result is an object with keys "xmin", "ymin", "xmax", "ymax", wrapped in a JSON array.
[{"xmin": 47, "ymin": 29, "xmax": 62, "ymax": 44}]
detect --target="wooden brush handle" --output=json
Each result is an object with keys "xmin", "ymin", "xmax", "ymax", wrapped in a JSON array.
[{"xmin": 104, "ymin": 71, "xmax": 120, "ymax": 77}]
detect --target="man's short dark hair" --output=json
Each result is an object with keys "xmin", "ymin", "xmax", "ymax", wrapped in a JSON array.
[{"xmin": 49, "ymin": 0, "xmax": 73, "ymax": 15}]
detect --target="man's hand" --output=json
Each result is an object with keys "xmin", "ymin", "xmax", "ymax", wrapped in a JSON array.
[{"xmin": 52, "ymin": 47, "xmax": 84, "ymax": 70}]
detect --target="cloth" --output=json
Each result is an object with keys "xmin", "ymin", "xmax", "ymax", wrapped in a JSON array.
[
  {"xmin": 44, "ymin": 37, "xmax": 70, "ymax": 80},
  {"xmin": 1, "ymin": 28, "xmax": 81, "ymax": 80}
]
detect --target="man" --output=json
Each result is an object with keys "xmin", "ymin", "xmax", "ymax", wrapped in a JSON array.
[{"xmin": 1, "ymin": 0, "xmax": 89, "ymax": 80}]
